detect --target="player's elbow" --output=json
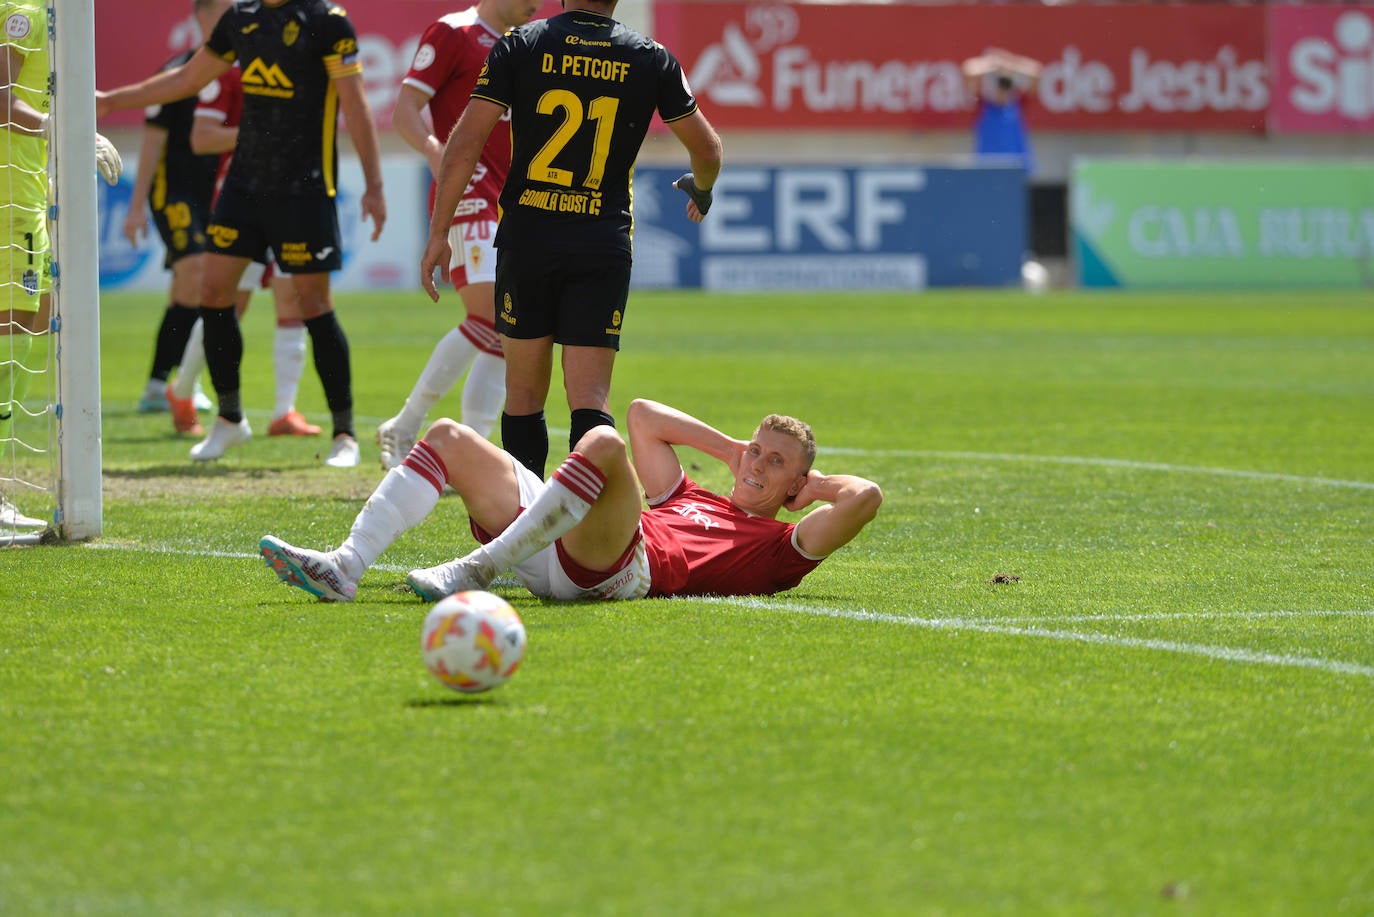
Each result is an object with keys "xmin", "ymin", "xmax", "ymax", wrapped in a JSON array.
[{"xmin": 849, "ymin": 480, "xmax": 883, "ymax": 525}]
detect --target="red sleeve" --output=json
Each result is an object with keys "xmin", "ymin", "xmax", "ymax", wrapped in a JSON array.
[{"xmin": 403, "ymin": 19, "xmax": 463, "ymax": 97}]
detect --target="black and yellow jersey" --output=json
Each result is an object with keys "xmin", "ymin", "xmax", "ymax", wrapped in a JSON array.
[
  {"xmin": 205, "ymin": 0, "xmax": 362, "ymax": 196},
  {"xmin": 474, "ymin": 10, "xmax": 698, "ymax": 257}
]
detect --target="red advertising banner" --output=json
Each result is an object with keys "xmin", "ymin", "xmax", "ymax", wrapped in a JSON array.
[
  {"xmin": 1269, "ymin": 5, "xmax": 1374, "ymax": 133},
  {"xmin": 94, "ymin": 1, "xmax": 561, "ymax": 129},
  {"xmin": 653, "ymin": 2, "xmax": 1268, "ymax": 132}
]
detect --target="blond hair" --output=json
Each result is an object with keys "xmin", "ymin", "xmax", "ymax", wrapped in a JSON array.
[{"xmin": 759, "ymin": 414, "xmax": 816, "ymax": 472}]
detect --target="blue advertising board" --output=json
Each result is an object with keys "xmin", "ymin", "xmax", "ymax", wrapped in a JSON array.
[{"xmin": 630, "ymin": 164, "xmax": 1027, "ymax": 290}]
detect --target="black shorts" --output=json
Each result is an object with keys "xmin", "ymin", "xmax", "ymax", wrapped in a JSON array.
[
  {"xmin": 151, "ymin": 193, "xmax": 210, "ymax": 269},
  {"xmin": 494, "ymin": 249, "xmax": 631, "ymax": 349},
  {"xmin": 206, "ymin": 186, "xmax": 342, "ymax": 274}
]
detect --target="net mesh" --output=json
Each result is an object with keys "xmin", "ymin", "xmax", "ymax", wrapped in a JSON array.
[{"xmin": 0, "ymin": 1, "xmax": 57, "ymax": 542}]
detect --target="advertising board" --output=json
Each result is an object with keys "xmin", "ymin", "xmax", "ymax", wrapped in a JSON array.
[
  {"xmin": 631, "ymin": 164, "xmax": 1027, "ymax": 290},
  {"xmin": 1072, "ymin": 160, "xmax": 1374, "ymax": 287}
]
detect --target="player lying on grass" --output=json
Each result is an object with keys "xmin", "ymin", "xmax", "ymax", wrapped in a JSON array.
[{"xmin": 261, "ymin": 398, "xmax": 882, "ymax": 602}]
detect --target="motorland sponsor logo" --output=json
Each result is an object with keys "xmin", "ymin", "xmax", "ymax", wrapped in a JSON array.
[{"xmin": 687, "ymin": 5, "xmax": 1267, "ymax": 118}]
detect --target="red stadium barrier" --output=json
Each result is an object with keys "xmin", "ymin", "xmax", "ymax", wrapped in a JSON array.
[{"xmin": 95, "ymin": 2, "xmax": 1374, "ymax": 135}]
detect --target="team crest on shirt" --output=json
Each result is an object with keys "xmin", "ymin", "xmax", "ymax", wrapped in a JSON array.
[
  {"xmin": 21, "ymin": 269, "xmax": 37, "ymax": 296},
  {"xmin": 5, "ymin": 13, "xmax": 30, "ymax": 40},
  {"xmin": 283, "ymin": 20, "xmax": 300, "ymax": 46},
  {"xmin": 412, "ymin": 43, "xmax": 435, "ymax": 70}
]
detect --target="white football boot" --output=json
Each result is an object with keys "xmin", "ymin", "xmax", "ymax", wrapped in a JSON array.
[
  {"xmin": 259, "ymin": 535, "xmax": 357, "ymax": 602},
  {"xmin": 375, "ymin": 415, "xmax": 416, "ymax": 471},
  {"xmin": 406, "ymin": 556, "xmax": 496, "ymax": 602},
  {"xmin": 0, "ymin": 496, "xmax": 45, "ymax": 529},
  {"xmin": 325, "ymin": 434, "xmax": 360, "ymax": 468},
  {"xmin": 190, "ymin": 417, "xmax": 252, "ymax": 461}
]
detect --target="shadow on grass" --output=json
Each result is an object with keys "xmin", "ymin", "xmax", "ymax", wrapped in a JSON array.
[
  {"xmin": 405, "ymin": 696, "xmax": 501, "ymax": 709},
  {"xmin": 105, "ymin": 464, "xmax": 241, "ymax": 479}
]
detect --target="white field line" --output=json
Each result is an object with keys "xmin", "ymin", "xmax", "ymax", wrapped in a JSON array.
[
  {"xmin": 90, "ymin": 440, "xmax": 1374, "ymax": 679},
  {"xmin": 821, "ymin": 447, "xmax": 1374, "ymax": 491},
  {"xmin": 89, "ymin": 546, "xmax": 1374, "ymax": 677},
  {"xmin": 700, "ymin": 596, "xmax": 1374, "ymax": 679}
]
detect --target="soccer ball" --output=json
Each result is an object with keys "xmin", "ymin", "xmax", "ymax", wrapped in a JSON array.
[{"xmin": 420, "ymin": 591, "xmax": 526, "ymax": 693}]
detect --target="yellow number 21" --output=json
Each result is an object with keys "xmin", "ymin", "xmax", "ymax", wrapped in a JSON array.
[{"xmin": 528, "ymin": 89, "xmax": 619, "ymax": 192}]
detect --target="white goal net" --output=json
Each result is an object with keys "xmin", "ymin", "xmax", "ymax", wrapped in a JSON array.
[{"xmin": 1, "ymin": 0, "xmax": 101, "ymax": 545}]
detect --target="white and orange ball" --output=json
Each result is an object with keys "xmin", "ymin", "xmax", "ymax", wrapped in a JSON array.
[{"xmin": 421, "ymin": 591, "xmax": 526, "ymax": 693}]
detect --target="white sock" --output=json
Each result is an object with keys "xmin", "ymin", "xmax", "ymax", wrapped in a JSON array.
[
  {"xmin": 396, "ymin": 326, "xmax": 477, "ymax": 431},
  {"xmin": 336, "ymin": 440, "xmax": 448, "ymax": 578},
  {"xmin": 273, "ymin": 323, "xmax": 308, "ymax": 418},
  {"xmin": 171, "ymin": 320, "xmax": 205, "ymax": 401},
  {"xmin": 461, "ymin": 351, "xmax": 505, "ymax": 440},
  {"xmin": 469, "ymin": 452, "xmax": 605, "ymax": 574}
]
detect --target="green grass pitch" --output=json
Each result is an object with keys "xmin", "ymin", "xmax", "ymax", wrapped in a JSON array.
[{"xmin": 2, "ymin": 287, "xmax": 1371, "ymax": 914}]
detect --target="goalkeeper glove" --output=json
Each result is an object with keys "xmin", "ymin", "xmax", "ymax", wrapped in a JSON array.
[
  {"xmin": 95, "ymin": 132, "xmax": 123, "ymax": 185},
  {"xmin": 674, "ymin": 172, "xmax": 712, "ymax": 216}
]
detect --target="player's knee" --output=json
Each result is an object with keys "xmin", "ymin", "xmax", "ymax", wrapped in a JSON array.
[{"xmin": 572, "ymin": 424, "xmax": 627, "ymax": 469}]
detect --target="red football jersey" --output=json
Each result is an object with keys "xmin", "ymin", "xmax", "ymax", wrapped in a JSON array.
[
  {"xmin": 403, "ymin": 9, "xmax": 511, "ymax": 226},
  {"xmin": 194, "ymin": 65, "xmax": 243, "ymax": 203},
  {"xmin": 641, "ymin": 477, "xmax": 824, "ymax": 598}
]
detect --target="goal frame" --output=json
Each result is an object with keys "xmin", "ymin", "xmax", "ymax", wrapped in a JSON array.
[{"xmin": 50, "ymin": 0, "xmax": 102, "ymax": 541}]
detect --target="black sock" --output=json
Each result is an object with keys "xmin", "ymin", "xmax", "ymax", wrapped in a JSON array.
[
  {"xmin": 502, "ymin": 410, "xmax": 548, "ymax": 479},
  {"xmin": 569, "ymin": 408, "xmax": 614, "ymax": 453},
  {"xmin": 198, "ymin": 306, "xmax": 243, "ymax": 423},
  {"xmin": 149, "ymin": 303, "xmax": 200, "ymax": 381},
  {"xmin": 304, "ymin": 311, "xmax": 353, "ymax": 438}
]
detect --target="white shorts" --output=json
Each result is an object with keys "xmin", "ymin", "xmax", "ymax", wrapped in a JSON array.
[
  {"xmin": 495, "ymin": 454, "xmax": 652, "ymax": 602},
  {"xmin": 448, "ymin": 219, "xmax": 497, "ymax": 288},
  {"xmin": 237, "ymin": 259, "xmax": 267, "ymax": 292}
]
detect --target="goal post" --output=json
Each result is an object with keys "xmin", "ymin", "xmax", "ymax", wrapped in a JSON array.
[{"xmin": 50, "ymin": 0, "xmax": 102, "ymax": 541}]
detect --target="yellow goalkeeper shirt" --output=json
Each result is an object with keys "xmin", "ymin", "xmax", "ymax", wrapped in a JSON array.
[{"xmin": 0, "ymin": 1, "xmax": 50, "ymax": 212}]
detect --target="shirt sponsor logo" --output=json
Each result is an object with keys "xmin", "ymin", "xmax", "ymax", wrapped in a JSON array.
[
  {"xmin": 668, "ymin": 501, "xmax": 719, "ymax": 530},
  {"xmin": 516, "ymin": 188, "xmax": 604, "ymax": 216},
  {"xmin": 241, "ymin": 59, "xmax": 295, "ymax": 98}
]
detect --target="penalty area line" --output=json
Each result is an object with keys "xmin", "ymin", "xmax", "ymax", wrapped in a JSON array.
[{"xmin": 704, "ymin": 596, "xmax": 1374, "ymax": 679}]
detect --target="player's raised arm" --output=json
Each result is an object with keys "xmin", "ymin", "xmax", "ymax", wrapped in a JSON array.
[
  {"xmin": 420, "ymin": 98, "xmax": 503, "ymax": 301},
  {"xmin": 790, "ymin": 471, "xmax": 883, "ymax": 558},
  {"xmin": 96, "ymin": 48, "xmax": 228, "ymax": 119},
  {"xmin": 334, "ymin": 72, "xmax": 386, "ymax": 242},
  {"xmin": 627, "ymin": 399, "xmax": 744, "ymax": 499}
]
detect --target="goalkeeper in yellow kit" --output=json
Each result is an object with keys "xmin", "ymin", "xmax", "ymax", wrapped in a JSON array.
[{"xmin": 0, "ymin": 0, "xmax": 121, "ymax": 529}]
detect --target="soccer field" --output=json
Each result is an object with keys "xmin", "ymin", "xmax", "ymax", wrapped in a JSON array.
[{"xmin": 2, "ymin": 288, "xmax": 1371, "ymax": 914}]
